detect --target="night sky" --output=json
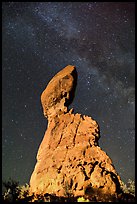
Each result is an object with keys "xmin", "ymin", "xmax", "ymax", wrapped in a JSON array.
[{"xmin": 2, "ymin": 2, "xmax": 135, "ymax": 185}]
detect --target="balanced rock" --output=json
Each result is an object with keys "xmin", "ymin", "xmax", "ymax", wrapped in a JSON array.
[
  {"xmin": 41, "ymin": 65, "xmax": 77, "ymax": 120},
  {"xmin": 29, "ymin": 65, "xmax": 122, "ymax": 200}
]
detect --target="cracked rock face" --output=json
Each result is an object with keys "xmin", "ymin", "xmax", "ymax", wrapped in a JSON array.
[{"xmin": 29, "ymin": 65, "xmax": 121, "ymax": 198}]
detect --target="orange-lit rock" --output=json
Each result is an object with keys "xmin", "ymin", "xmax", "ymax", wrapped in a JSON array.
[
  {"xmin": 29, "ymin": 65, "xmax": 121, "ymax": 199},
  {"xmin": 41, "ymin": 65, "xmax": 77, "ymax": 120}
]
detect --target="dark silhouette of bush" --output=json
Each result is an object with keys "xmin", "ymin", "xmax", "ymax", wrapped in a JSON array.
[
  {"xmin": 2, "ymin": 179, "xmax": 20, "ymax": 202},
  {"xmin": 2, "ymin": 179, "xmax": 34, "ymax": 203}
]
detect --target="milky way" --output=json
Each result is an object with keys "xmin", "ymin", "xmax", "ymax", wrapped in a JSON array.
[{"xmin": 2, "ymin": 2, "xmax": 135, "ymax": 185}]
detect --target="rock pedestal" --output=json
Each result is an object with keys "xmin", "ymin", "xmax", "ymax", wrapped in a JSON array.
[{"xmin": 29, "ymin": 65, "xmax": 121, "ymax": 199}]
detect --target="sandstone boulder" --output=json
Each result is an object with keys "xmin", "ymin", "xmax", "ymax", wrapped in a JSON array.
[
  {"xmin": 29, "ymin": 65, "xmax": 122, "ymax": 200},
  {"xmin": 41, "ymin": 65, "xmax": 77, "ymax": 120}
]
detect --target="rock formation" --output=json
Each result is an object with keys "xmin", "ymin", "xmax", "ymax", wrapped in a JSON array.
[{"xmin": 29, "ymin": 65, "xmax": 122, "ymax": 200}]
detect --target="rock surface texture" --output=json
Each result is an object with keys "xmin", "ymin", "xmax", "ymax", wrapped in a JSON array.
[{"xmin": 29, "ymin": 65, "xmax": 122, "ymax": 199}]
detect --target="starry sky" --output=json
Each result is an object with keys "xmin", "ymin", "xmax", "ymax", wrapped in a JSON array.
[{"xmin": 2, "ymin": 2, "xmax": 135, "ymax": 185}]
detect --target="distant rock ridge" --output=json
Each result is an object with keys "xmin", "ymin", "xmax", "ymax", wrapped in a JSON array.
[{"xmin": 29, "ymin": 65, "xmax": 122, "ymax": 200}]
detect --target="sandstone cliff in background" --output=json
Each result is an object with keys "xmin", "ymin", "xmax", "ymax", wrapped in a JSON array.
[{"xmin": 29, "ymin": 65, "xmax": 122, "ymax": 200}]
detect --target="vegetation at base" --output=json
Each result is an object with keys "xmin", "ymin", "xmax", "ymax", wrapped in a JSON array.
[
  {"xmin": 2, "ymin": 178, "xmax": 135, "ymax": 202},
  {"xmin": 120, "ymin": 179, "xmax": 135, "ymax": 197}
]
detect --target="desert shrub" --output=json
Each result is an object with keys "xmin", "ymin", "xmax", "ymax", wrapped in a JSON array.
[
  {"xmin": 2, "ymin": 179, "xmax": 34, "ymax": 202},
  {"xmin": 2, "ymin": 179, "xmax": 20, "ymax": 202},
  {"xmin": 77, "ymin": 196, "xmax": 90, "ymax": 202},
  {"xmin": 120, "ymin": 179, "xmax": 135, "ymax": 196},
  {"xmin": 17, "ymin": 183, "xmax": 34, "ymax": 202}
]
